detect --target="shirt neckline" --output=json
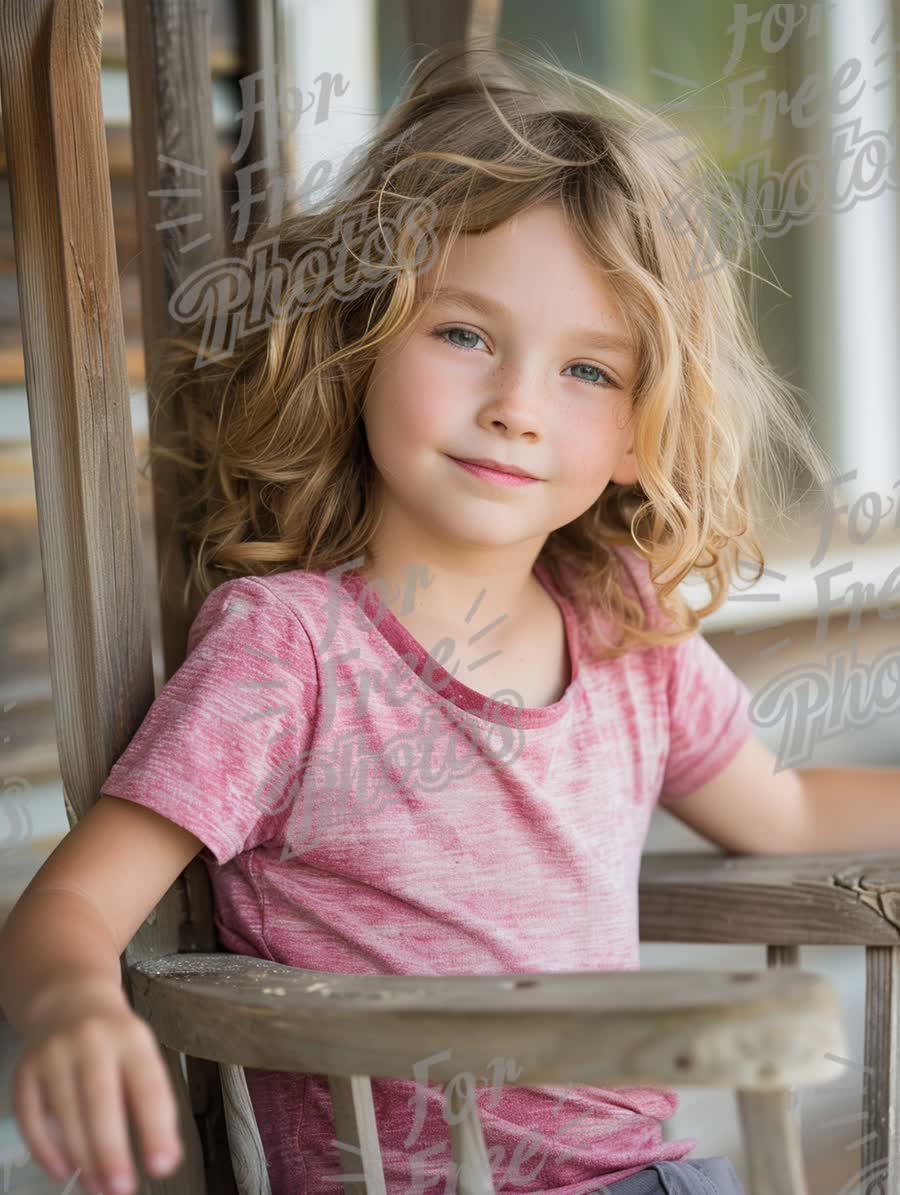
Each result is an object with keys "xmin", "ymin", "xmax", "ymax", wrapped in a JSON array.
[{"xmin": 337, "ymin": 559, "xmax": 582, "ymax": 728}]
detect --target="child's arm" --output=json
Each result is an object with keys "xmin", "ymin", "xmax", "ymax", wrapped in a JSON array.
[
  {"xmin": 0, "ymin": 794, "xmax": 203, "ymax": 1029},
  {"xmin": 0, "ymin": 794, "xmax": 204, "ymax": 1192}
]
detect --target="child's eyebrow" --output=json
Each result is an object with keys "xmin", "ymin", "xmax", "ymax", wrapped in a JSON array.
[{"xmin": 422, "ymin": 285, "xmax": 637, "ymax": 357}]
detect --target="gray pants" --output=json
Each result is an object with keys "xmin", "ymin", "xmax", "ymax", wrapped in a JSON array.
[{"xmin": 592, "ymin": 1155, "xmax": 745, "ymax": 1194}]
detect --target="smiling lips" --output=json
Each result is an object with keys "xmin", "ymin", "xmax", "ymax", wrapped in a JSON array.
[{"xmin": 448, "ymin": 455, "xmax": 541, "ymax": 487}]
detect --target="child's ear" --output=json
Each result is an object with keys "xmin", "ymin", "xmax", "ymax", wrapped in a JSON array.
[{"xmin": 610, "ymin": 437, "xmax": 639, "ymax": 487}]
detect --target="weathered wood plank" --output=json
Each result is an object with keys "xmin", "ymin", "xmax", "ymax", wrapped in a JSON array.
[
  {"xmin": 238, "ymin": 0, "xmax": 281, "ymax": 233},
  {"xmin": 0, "ymin": 0, "xmax": 150, "ymax": 826},
  {"xmin": 736, "ymin": 1089, "xmax": 808, "ymax": 1195},
  {"xmin": 863, "ymin": 946, "xmax": 900, "ymax": 1195},
  {"xmin": 128, "ymin": 953, "xmax": 849, "ymax": 1092},
  {"xmin": 120, "ymin": 0, "xmax": 241, "ymax": 1188},
  {"xmin": 465, "ymin": 0, "xmax": 502, "ymax": 45},
  {"xmin": 0, "ymin": 0, "xmax": 208, "ymax": 1192},
  {"xmin": 219, "ymin": 1063, "xmax": 272, "ymax": 1195},
  {"xmin": 407, "ymin": 0, "xmax": 501, "ymax": 51},
  {"xmin": 640, "ymin": 850, "xmax": 900, "ymax": 944},
  {"xmin": 0, "ymin": 429, "xmax": 164, "ymax": 785},
  {"xmin": 100, "ymin": 0, "xmax": 242, "ymax": 71},
  {"xmin": 0, "ymin": 341, "xmax": 146, "ymax": 384},
  {"xmin": 122, "ymin": 0, "xmax": 227, "ymax": 673},
  {"xmin": 0, "ymin": 123, "xmax": 239, "ymax": 180}
]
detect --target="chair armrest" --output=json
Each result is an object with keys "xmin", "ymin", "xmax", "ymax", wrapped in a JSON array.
[
  {"xmin": 127, "ymin": 953, "xmax": 848, "ymax": 1091},
  {"xmin": 639, "ymin": 849, "xmax": 900, "ymax": 944}
]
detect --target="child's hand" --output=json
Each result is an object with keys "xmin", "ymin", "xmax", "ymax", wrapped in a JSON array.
[{"xmin": 11, "ymin": 986, "xmax": 184, "ymax": 1195}]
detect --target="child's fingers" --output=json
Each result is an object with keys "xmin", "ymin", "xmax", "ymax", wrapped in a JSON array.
[
  {"xmin": 12, "ymin": 1061, "xmax": 71, "ymax": 1181},
  {"xmin": 12, "ymin": 1015, "xmax": 184, "ymax": 1193},
  {"xmin": 36, "ymin": 1051, "xmax": 95, "ymax": 1187},
  {"xmin": 119, "ymin": 1026, "xmax": 184, "ymax": 1180},
  {"xmin": 76, "ymin": 1045, "xmax": 140, "ymax": 1193}
]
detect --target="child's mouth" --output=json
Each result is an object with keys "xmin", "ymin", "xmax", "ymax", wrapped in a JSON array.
[{"xmin": 447, "ymin": 456, "xmax": 541, "ymax": 487}]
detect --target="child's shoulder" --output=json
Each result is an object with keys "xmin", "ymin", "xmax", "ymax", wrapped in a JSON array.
[
  {"xmin": 186, "ymin": 565, "xmax": 364, "ymax": 660},
  {"xmin": 186, "ymin": 568, "xmax": 328, "ymax": 653}
]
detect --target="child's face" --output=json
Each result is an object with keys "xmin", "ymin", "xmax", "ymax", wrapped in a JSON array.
[{"xmin": 361, "ymin": 202, "xmax": 639, "ymax": 562}]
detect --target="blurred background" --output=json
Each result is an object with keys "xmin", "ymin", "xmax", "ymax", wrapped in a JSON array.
[{"xmin": 2, "ymin": 0, "xmax": 900, "ymax": 1190}]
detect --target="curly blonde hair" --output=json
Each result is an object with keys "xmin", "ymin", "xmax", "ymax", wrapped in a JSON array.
[{"xmin": 144, "ymin": 38, "xmax": 834, "ymax": 663}]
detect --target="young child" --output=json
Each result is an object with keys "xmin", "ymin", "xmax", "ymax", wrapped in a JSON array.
[{"xmin": 1, "ymin": 38, "xmax": 839, "ymax": 1195}]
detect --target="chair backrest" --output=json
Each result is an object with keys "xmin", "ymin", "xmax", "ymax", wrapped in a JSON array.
[
  {"xmin": 0, "ymin": 0, "xmax": 273, "ymax": 1187},
  {"xmin": 0, "ymin": 0, "xmax": 500, "ymax": 1188}
]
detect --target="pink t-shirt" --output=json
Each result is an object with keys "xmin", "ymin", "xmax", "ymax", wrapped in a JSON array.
[{"xmin": 100, "ymin": 544, "xmax": 754, "ymax": 1195}]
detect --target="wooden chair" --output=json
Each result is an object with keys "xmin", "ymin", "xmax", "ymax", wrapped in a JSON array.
[{"xmin": 1, "ymin": 1, "xmax": 896, "ymax": 1193}]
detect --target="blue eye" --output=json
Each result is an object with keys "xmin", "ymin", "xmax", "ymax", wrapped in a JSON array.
[
  {"xmin": 438, "ymin": 326, "xmax": 483, "ymax": 352},
  {"xmin": 566, "ymin": 362, "xmax": 616, "ymax": 388},
  {"xmin": 432, "ymin": 326, "xmax": 617, "ymax": 389}
]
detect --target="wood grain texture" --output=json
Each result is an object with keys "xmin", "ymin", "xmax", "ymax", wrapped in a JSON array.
[
  {"xmin": 640, "ymin": 850, "xmax": 900, "ymax": 944},
  {"xmin": 126, "ymin": 952, "xmax": 848, "ymax": 1091},
  {"xmin": 120, "ymin": 0, "xmax": 239, "ymax": 1188},
  {"xmin": 0, "ymin": 1, "xmax": 208, "ymax": 1192},
  {"xmin": 100, "ymin": 0, "xmax": 241, "ymax": 70},
  {"xmin": 0, "ymin": 0, "xmax": 148, "ymax": 826},
  {"xmin": 863, "ymin": 946, "xmax": 900, "ymax": 1195},
  {"xmin": 0, "ymin": 430, "xmax": 163, "ymax": 786},
  {"xmin": 219, "ymin": 1062, "xmax": 273, "ymax": 1195}
]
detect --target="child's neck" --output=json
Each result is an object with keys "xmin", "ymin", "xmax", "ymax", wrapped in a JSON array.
[
  {"xmin": 356, "ymin": 552, "xmax": 544, "ymax": 651},
  {"xmin": 355, "ymin": 554, "xmax": 568, "ymax": 708}
]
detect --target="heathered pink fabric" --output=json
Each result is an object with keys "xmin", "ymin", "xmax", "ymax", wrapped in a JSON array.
[{"xmin": 101, "ymin": 544, "xmax": 755, "ymax": 1195}]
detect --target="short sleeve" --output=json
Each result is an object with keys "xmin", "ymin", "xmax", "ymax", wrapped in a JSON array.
[
  {"xmin": 660, "ymin": 629, "xmax": 755, "ymax": 801},
  {"xmin": 100, "ymin": 576, "xmax": 317, "ymax": 864}
]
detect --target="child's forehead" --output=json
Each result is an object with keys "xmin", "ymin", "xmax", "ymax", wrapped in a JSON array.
[
  {"xmin": 405, "ymin": 205, "xmax": 645, "ymax": 351},
  {"xmin": 421, "ymin": 208, "xmax": 621, "ymax": 285}
]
